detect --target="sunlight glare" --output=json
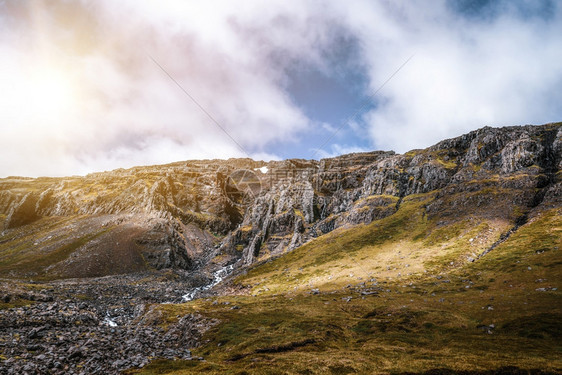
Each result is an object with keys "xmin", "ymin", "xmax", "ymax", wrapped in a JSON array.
[
  {"xmin": 29, "ymin": 70, "xmax": 73, "ymax": 119},
  {"xmin": 3, "ymin": 65, "xmax": 75, "ymax": 127}
]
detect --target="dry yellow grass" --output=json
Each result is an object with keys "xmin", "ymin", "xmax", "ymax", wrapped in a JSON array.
[{"xmin": 127, "ymin": 200, "xmax": 562, "ymax": 374}]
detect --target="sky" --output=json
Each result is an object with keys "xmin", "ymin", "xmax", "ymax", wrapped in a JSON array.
[{"xmin": 0, "ymin": 0, "xmax": 561, "ymax": 177}]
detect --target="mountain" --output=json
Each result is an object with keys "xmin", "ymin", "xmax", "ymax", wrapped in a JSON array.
[
  {"xmin": 1, "ymin": 123, "xmax": 561, "ymax": 280},
  {"xmin": 0, "ymin": 123, "xmax": 561, "ymax": 374}
]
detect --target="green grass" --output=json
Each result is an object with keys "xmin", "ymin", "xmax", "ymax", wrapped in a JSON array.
[
  {"xmin": 126, "ymin": 201, "xmax": 561, "ymax": 374},
  {"xmin": 128, "ymin": 287, "xmax": 561, "ymax": 374}
]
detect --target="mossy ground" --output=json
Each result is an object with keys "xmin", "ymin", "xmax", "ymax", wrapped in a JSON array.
[
  {"xmin": 0, "ymin": 296, "xmax": 35, "ymax": 310},
  {"xmin": 128, "ymin": 196, "xmax": 561, "ymax": 374},
  {"xmin": 0, "ymin": 214, "xmax": 153, "ymax": 280},
  {"xmin": 129, "ymin": 290, "xmax": 560, "ymax": 374},
  {"xmin": 0, "ymin": 216, "xmax": 114, "ymax": 280}
]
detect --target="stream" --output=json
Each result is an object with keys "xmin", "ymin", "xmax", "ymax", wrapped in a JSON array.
[{"xmin": 181, "ymin": 263, "xmax": 235, "ymax": 302}]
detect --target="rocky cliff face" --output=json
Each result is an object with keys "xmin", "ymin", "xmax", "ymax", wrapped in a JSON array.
[
  {"xmin": 227, "ymin": 123, "xmax": 562, "ymax": 268},
  {"xmin": 0, "ymin": 123, "xmax": 561, "ymax": 280}
]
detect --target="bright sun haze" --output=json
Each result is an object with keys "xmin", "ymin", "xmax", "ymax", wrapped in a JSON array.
[{"xmin": 3, "ymin": 64, "xmax": 75, "ymax": 126}]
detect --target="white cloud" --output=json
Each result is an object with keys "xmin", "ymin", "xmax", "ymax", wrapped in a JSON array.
[
  {"xmin": 348, "ymin": 0, "xmax": 562, "ymax": 152},
  {"xmin": 0, "ymin": 0, "xmax": 316, "ymax": 176},
  {"xmin": 313, "ymin": 144, "xmax": 371, "ymax": 160},
  {"xmin": 0, "ymin": 0, "xmax": 561, "ymax": 176}
]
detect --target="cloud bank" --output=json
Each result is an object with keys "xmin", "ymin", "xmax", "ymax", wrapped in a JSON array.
[{"xmin": 0, "ymin": 0, "xmax": 561, "ymax": 176}]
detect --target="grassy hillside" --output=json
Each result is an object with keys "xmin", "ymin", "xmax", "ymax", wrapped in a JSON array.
[
  {"xmin": 127, "ymin": 194, "xmax": 562, "ymax": 374},
  {"xmin": 0, "ymin": 215, "xmax": 151, "ymax": 279},
  {"xmin": 1, "ymin": 124, "xmax": 560, "ymax": 373}
]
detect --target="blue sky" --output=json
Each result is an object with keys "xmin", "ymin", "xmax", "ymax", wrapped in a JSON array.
[
  {"xmin": 0, "ymin": 0, "xmax": 561, "ymax": 176},
  {"xmin": 279, "ymin": 35, "xmax": 374, "ymax": 159}
]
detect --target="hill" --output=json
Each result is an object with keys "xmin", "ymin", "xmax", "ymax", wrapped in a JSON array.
[{"xmin": 0, "ymin": 123, "xmax": 561, "ymax": 374}]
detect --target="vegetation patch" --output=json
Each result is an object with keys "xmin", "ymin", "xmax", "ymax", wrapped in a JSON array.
[
  {"xmin": 501, "ymin": 313, "xmax": 562, "ymax": 339},
  {"xmin": 0, "ymin": 225, "xmax": 112, "ymax": 279},
  {"xmin": 0, "ymin": 297, "xmax": 34, "ymax": 310}
]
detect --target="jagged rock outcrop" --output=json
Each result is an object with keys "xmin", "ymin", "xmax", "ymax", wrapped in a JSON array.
[
  {"xmin": 0, "ymin": 123, "xmax": 560, "ymax": 279},
  {"xmin": 5, "ymin": 193, "xmax": 41, "ymax": 229}
]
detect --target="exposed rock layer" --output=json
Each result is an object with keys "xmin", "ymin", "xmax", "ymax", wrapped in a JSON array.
[{"xmin": 0, "ymin": 123, "xmax": 561, "ymax": 278}]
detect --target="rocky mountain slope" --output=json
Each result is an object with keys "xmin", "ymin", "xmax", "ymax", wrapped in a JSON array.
[
  {"xmin": 1, "ymin": 123, "xmax": 561, "ymax": 281},
  {"xmin": 1, "ymin": 122, "xmax": 561, "ymax": 374}
]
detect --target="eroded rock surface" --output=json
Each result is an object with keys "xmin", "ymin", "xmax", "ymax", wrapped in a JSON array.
[{"xmin": 1, "ymin": 123, "xmax": 561, "ymax": 279}]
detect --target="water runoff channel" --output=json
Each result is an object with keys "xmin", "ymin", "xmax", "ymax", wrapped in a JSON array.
[
  {"xmin": 101, "ymin": 263, "xmax": 236, "ymax": 327},
  {"xmin": 181, "ymin": 263, "xmax": 235, "ymax": 302}
]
